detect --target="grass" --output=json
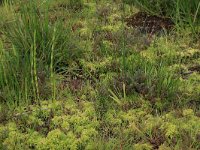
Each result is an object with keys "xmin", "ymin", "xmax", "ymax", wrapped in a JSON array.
[
  {"xmin": 0, "ymin": 0, "xmax": 200, "ymax": 149},
  {"xmin": 0, "ymin": 1, "xmax": 85, "ymax": 107}
]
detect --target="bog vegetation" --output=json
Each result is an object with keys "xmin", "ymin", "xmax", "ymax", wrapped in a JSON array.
[{"xmin": 0, "ymin": 0, "xmax": 200, "ymax": 149}]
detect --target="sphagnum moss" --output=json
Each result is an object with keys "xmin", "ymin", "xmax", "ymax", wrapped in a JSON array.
[{"xmin": 0, "ymin": 0, "xmax": 200, "ymax": 149}]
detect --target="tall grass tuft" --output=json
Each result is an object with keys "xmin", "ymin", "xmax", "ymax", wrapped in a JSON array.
[
  {"xmin": 118, "ymin": 52, "xmax": 180, "ymax": 110},
  {"xmin": 0, "ymin": 1, "xmax": 83, "ymax": 107}
]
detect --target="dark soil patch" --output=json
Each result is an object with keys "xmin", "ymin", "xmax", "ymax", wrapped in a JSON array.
[
  {"xmin": 147, "ymin": 128, "xmax": 166, "ymax": 149},
  {"xmin": 125, "ymin": 12, "xmax": 174, "ymax": 34}
]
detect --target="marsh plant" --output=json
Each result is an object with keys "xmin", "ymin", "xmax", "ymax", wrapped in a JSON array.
[
  {"xmin": 108, "ymin": 52, "xmax": 181, "ymax": 110},
  {"xmin": 0, "ymin": 1, "xmax": 83, "ymax": 107},
  {"xmin": 0, "ymin": 0, "xmax": 200, "ymax": 149}
]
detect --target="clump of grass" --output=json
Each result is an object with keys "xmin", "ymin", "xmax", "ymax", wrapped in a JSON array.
[
  {"xmin": 0, "ymin": 1, "xmax": 15, "ymax": 29},
  {"xmin": 5, "ymin": 1, "xmax": 84, "ymax": 69},
  {"xmin": 0, "ymin": 1, "xmax": 83, "ymax": 107},
  {"xmin": 108, "ymin": 52, "xmax": 181, "ymax": 111}
]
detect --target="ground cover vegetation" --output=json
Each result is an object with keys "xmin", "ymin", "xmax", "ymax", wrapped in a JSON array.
[{"xmin": 0, "ymin": 0, "xmax": 200, "ymax": 149}]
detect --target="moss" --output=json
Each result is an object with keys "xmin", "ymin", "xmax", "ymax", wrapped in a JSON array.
[{"xmin": 0, "ymin": 0, "xmax": 200, "ymax": 149}]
